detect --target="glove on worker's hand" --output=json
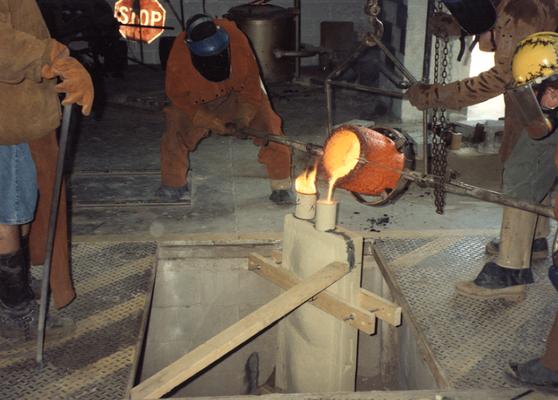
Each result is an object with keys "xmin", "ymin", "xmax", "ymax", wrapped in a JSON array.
[
  {"xmin": 192, "ymin": 110, "xmax": 228, "ymax": 134},
  {"xmin": 429, "ymin": 12, "xmax": 463, "ymax": 37},
  {"xmin": 42, "ymin": 56, "xmax": 94, "ymax": 116},
  {"xmin": 405, "ymin": 83, "xmax": 435, "ymax": 111}
]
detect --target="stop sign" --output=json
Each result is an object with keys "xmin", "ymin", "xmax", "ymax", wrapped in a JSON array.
[{"xmin": 114, "ymin": 0, "xmax": 167, "ymax": 44}]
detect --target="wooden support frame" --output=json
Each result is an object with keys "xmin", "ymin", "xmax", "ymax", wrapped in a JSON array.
[
  {"xmin": 130, "ymin": 261, "xmax": 350, "ymax": 400},
  {"xmin": 249, "ymin": 253, "xmax": 376, "ymax": 335},
  {"xmin": 358, "ymin": 288, "xmax": 402, "ymax": 327}
]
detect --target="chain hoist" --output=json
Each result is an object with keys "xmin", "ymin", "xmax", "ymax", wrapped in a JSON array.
[
  {"xmin": 430, "ymin": 0, "xmax": 451, "ymax": 214},
  {"xmin": 363, "ymin": 0, "xmax": 384, "ymax": 45}
]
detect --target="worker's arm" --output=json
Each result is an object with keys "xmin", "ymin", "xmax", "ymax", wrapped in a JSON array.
[{"xmin": 407, "ymin": 3, "xmax": 540, "ymax": 111}]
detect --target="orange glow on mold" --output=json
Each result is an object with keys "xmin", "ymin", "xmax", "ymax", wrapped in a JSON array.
[
  {"xmin": 295, "ymin": 165, "xmax": 318, "ymax": 195},
  {"xmin": 322, "ymin": 129, "xmax": 361, "ymax": 202}
]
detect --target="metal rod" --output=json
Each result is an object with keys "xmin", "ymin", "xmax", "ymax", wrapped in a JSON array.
[
  {"xmin": 366, "ymin": 32, "xmax": 418, "ymax": 84},
  {"xmin": 422, "ymin": 110, "xmax": 429, "ymax": 173},
  {"xmin": 294, "ymin": 0, "xmax": 301, "ymax": 79},
  {"xmin": 179, "ymin": 0, "xmax": 185, "ymax": 31},
  {"xmin": 36, "ymin": 104, "xmax": 73, "ymax": 366},
  {"xmin": 329, "ymin": 81, "xmax": 404, "ymax": 98},
  {"xmin": 162, "ymin": 0, "xmax": 183, "ymax": 29},
  {"xmin": 118, "ymin": 23, "xmax": 174, "ymax": 30},
  {"xmin": 248, "ymin": 130, "xmax": 556, "ymax": 219},
  {"xmin": 325, "ymin": 43, "xmax": 369, "ymax": 132}
]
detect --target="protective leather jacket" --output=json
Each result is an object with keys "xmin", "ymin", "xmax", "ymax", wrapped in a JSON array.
[
  {"xmin": 165, "ymin": 19, "xmax": 262, "ymax": 121},
  {"xmin": 411, "ymin": 0, "xmax": 558, "ymax": 160},
  {"xmin": 0, "ymin": 0, "xmax": 60, "ymax": 144}
]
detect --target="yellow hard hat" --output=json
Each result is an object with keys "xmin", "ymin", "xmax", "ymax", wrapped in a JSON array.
[{"xmin": 512, "ymin": 32, "xmax": 558, "ymax": 86}]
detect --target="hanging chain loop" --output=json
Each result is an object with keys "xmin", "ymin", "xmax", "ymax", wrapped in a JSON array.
[
  {"xmin": 430, "ymin": 0, "xmax": 451, "ymax": 214},
  {"xmin": 363, "ymin": 0, "xmax": 384, "ymax": 43}
]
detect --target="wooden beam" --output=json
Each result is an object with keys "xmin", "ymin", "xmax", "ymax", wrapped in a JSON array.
[
  {"xmin": 130, "ymin": 261, "xmax": 350, "ymax": 400},
  {"xmin": 358, "ymin": 288, "xmax": 402, "ymax": 327},
  {"xmin": 248, "ymin": 253, "xmax": 375, "ymax": 335}
]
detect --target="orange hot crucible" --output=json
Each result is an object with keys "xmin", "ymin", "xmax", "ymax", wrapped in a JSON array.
[{"xmin": 321, "ymin": 125, "xmax": 413, "ymax": 204}]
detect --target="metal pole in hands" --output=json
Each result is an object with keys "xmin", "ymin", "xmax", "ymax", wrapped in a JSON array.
[{"xmin": 36, "ymin": 104, "xmax": 73, "ymax": 367}]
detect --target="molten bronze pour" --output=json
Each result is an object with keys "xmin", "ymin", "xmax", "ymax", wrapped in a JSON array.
[{"xmin": 321, "ymin": 125, "xmax": 406, "ymax": 200}]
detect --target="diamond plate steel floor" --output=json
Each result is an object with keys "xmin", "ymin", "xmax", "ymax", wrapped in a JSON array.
[
  {"xmin": 0, "ymin": 241, "xmax": 156, "ymax": 400},
  {"xmin": 374, "ymin": 234, "xmax": 558, "ymax": 389}
]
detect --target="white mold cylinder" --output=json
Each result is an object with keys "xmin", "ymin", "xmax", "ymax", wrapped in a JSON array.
[
  {"xmin": 315, "ymin": 200, "xmax": 338, "ymax": 231},
  {"xmin": 295, "ymin": 192, "xmax": 317, "ymax": 220}
]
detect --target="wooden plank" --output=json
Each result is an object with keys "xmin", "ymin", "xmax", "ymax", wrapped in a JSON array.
[
  {"xmin": 249, "ymin": 253, "xmax": 375, "ymax": 335},
  {"xmin": 358, "ymin": 288, "xmax": 402, "ymax": 327},
  {"xmin": 130, "ymin": 261, "xmax": 350, "ymax": 400}
]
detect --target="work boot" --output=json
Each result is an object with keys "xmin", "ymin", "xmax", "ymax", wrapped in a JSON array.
[
  {"xmin": 0, "ymin": 301, "xmax": 75, "ymax": 341},
  {"xmin": 0, "ymin": 249, "xmax": 74, "ymax": 341},
  {"xmin": 507, "ymin": 359, "xmax": 558, "ymax": 387},
  {"xmin": 20, "ymin": 235, "xmax": 41, "ymax": 299},
  {"xmin": 156, "ymin": 184, "xmax": 189, "ymax": 202},
  {"xmin": 455, "ymin": 261, "xmax": 533, "ymax": 301},
  {"xmin": 269, "ymin": 189, "xmax": 295, "ymax": 205},
  {"xmin": 485, "ymin": 237, "xmax": 549, "ymax": 260}
]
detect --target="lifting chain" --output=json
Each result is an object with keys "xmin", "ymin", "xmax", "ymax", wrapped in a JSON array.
[
  {"xmin": 363, "ymin": 0, "xmax": 384, "ymax": 46},
  {"xmin": 431, "ymin": 0, "xmax": 451, "ymax": 214}
]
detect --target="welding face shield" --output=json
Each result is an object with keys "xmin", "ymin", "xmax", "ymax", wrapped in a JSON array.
[
  {"xmin": 441, "ymin": 0, "xmax": 497, "ymax": 35},
  {"xmin": 185, "ymin": 14, "xmax": 231, "ymax": 82},
  {"xmin": 508, "ymin": 32, "xmax": 558, "ymax": 139},
  {"xmin": 507, "ymin": 83, "xmax": 556, "ymax": 139}
]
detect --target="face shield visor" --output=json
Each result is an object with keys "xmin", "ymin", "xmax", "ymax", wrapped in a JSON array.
[
  {"xmin": 185, "ymin": 19, "xmax": 231, "ymax": 82},
  {"xmin": 507, "ymin": 83, "xmax": 555, "ymax": 139},
  {"xmin": 441, "ymin": 0, "xmax": 496, "ymax": 35}
]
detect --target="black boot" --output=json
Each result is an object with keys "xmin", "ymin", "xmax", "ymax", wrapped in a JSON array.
[
  {"xmin": 455, "ymin": 262, "xmax": 533, "ymax": 301},
  {"xmin": 507, "ymin": 359, "xmax": 558, "ymax": 387},
  {"xmin": 0, "ymin": 248, "xmax": 36, "ymax": 339},
  {"xmin": 0, "ymin": 248, "xmax": 74, "ymax": 340},
  {"xmin": 20, "ymin": 235, "xmax": 41, "ymax": 299},
  {"xmin": 473, "ymin": 261, "xmax": 534, "ymax": 288}
]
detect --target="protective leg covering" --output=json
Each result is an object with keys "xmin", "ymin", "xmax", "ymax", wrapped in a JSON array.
[
  {"xmin": 160, "ymin": 105, "xmax": 210, "ymax": 188},
  {"xmin": 28, "ymin": 131, "xmax": 74, "ymax": 308},
  {"xmin": 0, "ymin": 248, "xmax": 36, "ymax": 339},
  {"xmin": 456, "ymin": 207, "xmax": 537, "ymax": 301},
  {"xmin": 0, "ymin": 245, "xmax": 75, "ymax": 341}
]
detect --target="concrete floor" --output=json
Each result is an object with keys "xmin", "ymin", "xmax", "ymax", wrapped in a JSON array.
[{"xmin": 70, "ymin": 66, "xmax": 505, "ymax": 243}]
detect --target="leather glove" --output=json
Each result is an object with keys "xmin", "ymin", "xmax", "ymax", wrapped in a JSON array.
[
  {"xmin": 405, "ymin": 83, "xmax": 435, "ymax": 111},
  {"xmin": 429, "ymin": 12, "xmax": 463, "ymax": 37},
  {"xmin": 42, "ymin": 56, "xmax": 94, "ymax": 116},
  {"xmin": 192, "ymin": 110, "xmax": 227, "ymax": 134}
]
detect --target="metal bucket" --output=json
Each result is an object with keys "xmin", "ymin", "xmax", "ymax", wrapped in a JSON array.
[
  {"xmin": 321, "ymin": 125, "xmax": 415, "ymax": 206},
  {"xmin": 226, "ymin": 4, "xmax": 296, "ymax": 83}
]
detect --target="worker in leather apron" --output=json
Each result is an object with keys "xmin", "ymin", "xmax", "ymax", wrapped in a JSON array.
[
  {"xmin": 159, "ymin": 14, "xmax": 293, "ymax": 205},
  {"xmin": 0, "ymin": 0, "xmax": 93, "ymax": 339},
  {"xmin": 406, "ymin": 0, "xmax": 558, "ymax": 302},
  {"xmin": 504, "ymin": 32, "xmax": 558, "ymax": 386}
]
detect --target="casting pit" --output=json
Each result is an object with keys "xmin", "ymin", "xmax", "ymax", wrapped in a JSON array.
[{"xmin": 131, "ymin": 228, "xmax": 440, "ymax": 398}]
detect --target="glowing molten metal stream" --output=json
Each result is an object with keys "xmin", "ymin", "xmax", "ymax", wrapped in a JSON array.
[{"xmin": 322, "ymin": 130, "xmax": 361, "ymax": 202}]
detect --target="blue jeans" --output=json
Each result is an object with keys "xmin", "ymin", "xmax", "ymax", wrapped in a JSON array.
[{"xmin": 0, "ymin": 143, "xmax": 38, "ymax": 224}]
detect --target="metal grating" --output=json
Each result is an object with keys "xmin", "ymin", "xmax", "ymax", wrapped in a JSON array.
[
  {"xmin": 375, "ymin": 235, "xmax": 558, "ymax": 389},
  {"xmin": 0, "ymin": 241, "xmax": 156, "ymax": 400}
]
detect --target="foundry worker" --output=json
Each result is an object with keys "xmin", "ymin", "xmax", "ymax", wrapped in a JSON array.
[
  {"xmin": 158, "ymin": 14, "xmax": 293, "ymax": 205},
  {"xmin": 405, "ymin": 0, "xmax": 558, "ymax": 302},
  {"xmin": 503, "ymin": 32, "xmax": 558, "ymax": 386},
  {"xmin": 0, "ymin": 0, "xmax": 93, "ymax": 339}
]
